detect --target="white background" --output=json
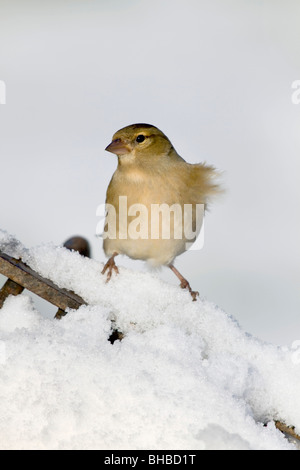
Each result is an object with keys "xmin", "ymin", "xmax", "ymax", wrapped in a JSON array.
[{"xmin": 0, "ymin": 0, "xmax": 300, "ymax": 345}]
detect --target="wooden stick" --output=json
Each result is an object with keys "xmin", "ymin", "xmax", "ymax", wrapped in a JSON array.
[
  {"xmin": 0, "ymin": 249, "xmax": 122, "ymax": 341},
  {"xmin": 0, "ymin": 278, "xmax": 24, "ymax": 308},
  {"xmin": 0, "ymin": 251, "xmax": 86, "ymax": 312},
  {"xmin": 275, "ymin": 421, "xmax": 300, "ymax": 442}
]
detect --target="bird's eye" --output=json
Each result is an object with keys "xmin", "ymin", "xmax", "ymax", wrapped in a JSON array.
[{"xmin": 136, "ymin": 134, "xmax": 145, "ymax": 143}]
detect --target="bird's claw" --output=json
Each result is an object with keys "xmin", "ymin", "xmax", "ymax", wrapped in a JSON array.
[
  {"xmin": 190, "ymin": 290, "xmax": 199, "ymax": 301},
  {"xmin": 180, "ymin": 279, "xmax": 199, "ymax": 301},
  {"xmin": 101, "ymin": 256, "xmax": 119, "ymax": 283}
]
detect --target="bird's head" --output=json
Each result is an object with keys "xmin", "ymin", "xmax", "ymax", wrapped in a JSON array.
[{"xmin": 105, "ymin": 123, "xmax": 175, "ymax": 164}]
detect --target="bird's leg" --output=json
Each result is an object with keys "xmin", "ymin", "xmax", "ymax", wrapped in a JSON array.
[
  {"xmin": 101, "ymin": 252, "xmax": 119, "ymax": 282},
  {"xmin": 169, "ymin": 264, "xmax": 199, "ymax": 301}
]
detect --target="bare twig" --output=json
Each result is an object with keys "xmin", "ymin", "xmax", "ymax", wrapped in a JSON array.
[
  {"xmin": 0, "ymin": 251, "xmax": 86, "ymax": 312},
  {"xmin": 275, "ymin": 421, "xmax": 300, "ymax": 442}
]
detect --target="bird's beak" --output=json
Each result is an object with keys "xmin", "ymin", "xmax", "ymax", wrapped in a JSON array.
[{"xmin": 105, "ymin": 138, "xmax": 131, "ymax": 156}]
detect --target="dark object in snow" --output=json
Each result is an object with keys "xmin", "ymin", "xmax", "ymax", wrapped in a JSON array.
[
  {"xmin": 54, "ymin": 236, "xmax": 91, "ymax": 319},
  {"xmin": 63, "ymin": 236, "xmax": 91, "ymax": 258}
]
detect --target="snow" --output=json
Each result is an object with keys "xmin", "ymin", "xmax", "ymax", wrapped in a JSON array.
[{"xmin": 0, "ymin": 229, "xmax": 299, "ymax": 450}]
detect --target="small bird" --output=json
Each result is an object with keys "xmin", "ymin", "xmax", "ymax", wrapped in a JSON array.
[{"xmin": 101, "ymin": 123, "xmax": 221, "ymax": 300}]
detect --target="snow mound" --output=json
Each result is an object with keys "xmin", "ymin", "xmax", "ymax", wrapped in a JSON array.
[{"xmin": 0, "ymin": 229, "xmax": 299, "ymax": 450}]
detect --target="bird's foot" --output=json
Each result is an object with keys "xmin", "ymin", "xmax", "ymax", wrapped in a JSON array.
[
  {"xmin": 101, "ymin": 253, "xmax": 119, "ymax": 283},
  {"xmin": 169, "ymin": 264, "xmax": 199, "ymax": 301},
  {"xmin": 179, "ymin": 279, "xmax": 199, "ymax": 301}
]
